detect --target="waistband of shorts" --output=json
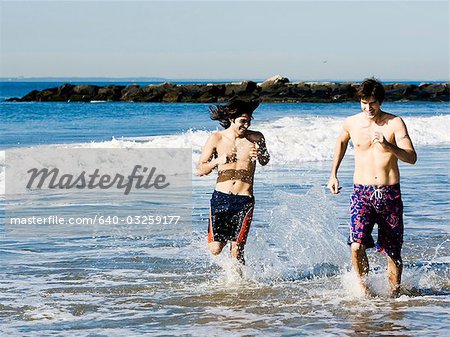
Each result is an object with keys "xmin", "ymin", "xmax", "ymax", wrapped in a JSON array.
[
  {"xmin": 213, "ymin": 190, "xmax": 254, "ymax": 200},
  {"xmin": 353, "ymin": 183, "xmax": 400, "ymax": 191}
]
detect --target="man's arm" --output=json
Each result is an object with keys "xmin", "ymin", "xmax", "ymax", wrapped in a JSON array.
[
  {"xmin": 373, "ymin": 117, "xmax": 417, "ymax": 164},
  {"xmin": 327, "ymin": 119, "xmax": 351, "ymax": 194},
  {"xmin": 252, "ymin": 132, "xmax": 270, "ymax": 166},
  {"xmin": 197, "ymin": 133, "xmax": 220, "ymax": 176}
]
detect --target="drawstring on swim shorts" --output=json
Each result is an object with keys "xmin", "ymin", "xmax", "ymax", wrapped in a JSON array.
[{"xmin": 370, "ymin": 187, "xmax": 383, "ymax": 201}]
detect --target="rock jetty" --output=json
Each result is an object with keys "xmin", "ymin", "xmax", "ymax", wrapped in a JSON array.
[{"xmin": 6, "ymin": 75, "xmax": 449, "ymax": 103}]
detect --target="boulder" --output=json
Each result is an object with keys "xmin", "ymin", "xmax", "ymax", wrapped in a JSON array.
[
  {"xmin": 418, "ymin": 83, "xmax": 448, "ymax": 98},
  {"xmin": 178, "ymin": 84, "xmax": 205, "ymax": 102},
  {"xmin": 192, "ymin": 84, "xmax": 225, "ymax": 103},
  {"xmin": 262, "ymin": 75, "xmax": 289, "ymax": 85},
  {"xmin": 93, "ymin": 85, "xmax": 125, "ymax": 101},
  {"xmin": 38, "ymin": 87, "xmax": 63, "ymax": 101},
  {"xmin": 292, "ymin": 82, "xmax": 311, "ymax": 95},
  {"xmin": 121, "ymin": 84, "xmax": 143, "ymax": 101},
  {"xmin": 385, "ymin": 84, "xmax": 411, "ymax": 101},
  {"xmin": 329, "ymin": 83, "xmax": 356, "ymax": 101},
  {"xmin": 57, "ymin": 84, "xmax": 75, "ymax": 96},
  {"xmin": 309, "ymin": 83, "xmax": 331, "ymax": 98},
  {"xmin": 224, "ymin": 81, "xmax": 258, "ymax": 97},
  {"xmin": 260, "ymin": 75, "xmax": 290, "ymax": 92},
  {"xmin": 73, "ymin": 85, "xmax": 98, "ymax": 97},
  {"xmin": 162, "ymin": 84, "xmax": 183, "ymax": 102},
  {"xmin": 20, "ymin": 89, "xmax": 40, "ymax": 101}
]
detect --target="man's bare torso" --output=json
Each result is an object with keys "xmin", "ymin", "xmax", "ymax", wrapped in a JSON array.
[
  {"xmin": 214, "ymin": 131, "xmax": 259, "ymax": 196},
  {"xmin": 348, "ymin": 112, "xmax": 400, "ymax": 185}
]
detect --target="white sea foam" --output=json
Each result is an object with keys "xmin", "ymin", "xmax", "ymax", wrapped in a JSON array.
[
  {"xmin": 59, "ymin": 114, "xmax": 450, "ymax": 164},
  {"xmin": 0, "ymin": 115, "xmax": 449, "ymax": 192}
]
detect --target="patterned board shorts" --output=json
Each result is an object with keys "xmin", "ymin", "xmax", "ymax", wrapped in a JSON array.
[
  {"xmin": 349, "ymin": 183, "xmax": 404, "ymax": 260},
  {"xmin": 208, "ymin": 190, "xmax": 254, "ymax": 245}
]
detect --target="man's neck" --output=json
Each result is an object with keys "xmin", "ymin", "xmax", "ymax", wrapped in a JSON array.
[
  {"xmin": 223, "ymin": 129, "xmax": 246, "ymax": 140},
  {"xmin": 364, "ymin": 110, "xmax": 385, "ymax": 124}
]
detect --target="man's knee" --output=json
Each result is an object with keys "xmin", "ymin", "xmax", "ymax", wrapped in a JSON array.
[
  {"xmin": 230, "ymin": 244, "xmax": 245, "ymax": 264},
  {"xmin": 209, "ymin": 242, "xmax": 224, "ymax": 255},
  {"xmin": 230, "ymin": 246, "xmax": 240, "ymax": 258},
  {"xmin": 230, "ymin": 244, "xmax": 244, "ymax": 257},
  {"xmin": 351, "ymin": 242, "xmax": 366, "ymax": 255},
  {"xmin": 387, "ymin": 255, "xmax": 403, "ymax": 268}
]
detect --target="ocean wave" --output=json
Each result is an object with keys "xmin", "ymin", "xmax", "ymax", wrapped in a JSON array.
[
  {"xmin": 1, "ymin": 114, "xmax": 449, "ymax": 157},
  {"xmin": 0, "ymin": 115, "xmax": 448, "ymax": 192},
  {"xmin": 71, "ymin": 114, "xmax": 450, "ymax": 164}
]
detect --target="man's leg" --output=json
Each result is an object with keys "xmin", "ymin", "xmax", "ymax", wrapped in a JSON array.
[
  {"xmin": 387, "ymin": 255, "xmax": 402, "ymax": 297},
  {"xmin": 348, "ymin": 185, "xmax": 374, "ymax": 295},
  {"xmin": 230, "ymin": 241, "xmax": 245, "ymax": 264},
  {"xmin": 351, "ymin": 242, "xmax": 369, "ymax": 293},
  {"xmin": 230, "ymin": 197, "xmax": 253, "ymax": 265},
  {"xmin": 376, "ymin": 184, "xmax": 404, "ymax": 297},
  {"xmin": 208, "ymin": 190, "xmax": 231, "ymax": 257}
]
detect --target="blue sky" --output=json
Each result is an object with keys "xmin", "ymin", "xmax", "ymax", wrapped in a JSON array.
[{"xmin": 1, "ymin": 1, "xmax": 448, "ymax": 81}]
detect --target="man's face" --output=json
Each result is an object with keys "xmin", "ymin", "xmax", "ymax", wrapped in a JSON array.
[
  {"xmin": 360, "ymin": 96, "xmax": 381, "ymax": 119},
  {"xmin": 231, "ymin": 114, "xmax": 252, "ymax": 135}
]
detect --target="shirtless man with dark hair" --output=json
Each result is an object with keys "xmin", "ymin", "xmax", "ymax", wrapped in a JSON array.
[
  {"xmin": 197, "ymin": 98, "xmax": 270, "ymax": 264},
  {"xmin": 327, "ymin": 78, "xmax": 417, "ymax": 297}
]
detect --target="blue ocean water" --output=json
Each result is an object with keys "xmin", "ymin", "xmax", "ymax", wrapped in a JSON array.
[
  {"xmin": 0, "ymin": 82, "xmax": 447, "ymax": 149},
  {"xmin": 0, "ymin": 82, "xmax": 449, "ymax": 335}
]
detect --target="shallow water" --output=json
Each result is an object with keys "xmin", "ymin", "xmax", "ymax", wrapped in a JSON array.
[{"xmin": 1, "ymin": 146, "xmax": 448, "ymax": 336}]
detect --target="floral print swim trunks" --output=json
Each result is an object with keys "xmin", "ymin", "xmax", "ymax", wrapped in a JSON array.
[{"xmin": 348, "ymin": 183, "xmax": 404, "ymax": 260}]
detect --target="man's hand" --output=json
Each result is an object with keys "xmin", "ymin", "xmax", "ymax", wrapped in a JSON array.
[
  {"xmin": 327, "ymin": 176, "xmax": 341, "ymax": 194},
  {"xmin": 249, "ymin": 143, "xmax": 259, "ymax": 162},
  {"xmin": 372, "ymin": 131, "xmax": 389, "ymax": 149}
]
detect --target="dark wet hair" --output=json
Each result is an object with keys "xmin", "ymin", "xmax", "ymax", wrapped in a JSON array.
[
  {"xmin": 209, "ymin": 98, "xmax": 260, "ymax": 129},
  {"xmin": 357, "ymin": 78, "xmax": 385, "ymax": 104}
]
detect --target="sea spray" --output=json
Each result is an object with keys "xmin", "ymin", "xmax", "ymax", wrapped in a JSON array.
[
  {"xmin": 202, "ymin": 186, "xmax": 350, "ymax": 284},
  {"xmin": 260, "ymin": 186, "xmax": 349, "ymax": 279}
]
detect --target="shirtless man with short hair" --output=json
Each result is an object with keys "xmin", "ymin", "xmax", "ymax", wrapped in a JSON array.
[
  {"xmin": 197, "ymin": 98, "xmax": 270, "ymax": 264},
  {"xmin": 327, "ymin": 78, "xmax": 417, "ymax": 297}
]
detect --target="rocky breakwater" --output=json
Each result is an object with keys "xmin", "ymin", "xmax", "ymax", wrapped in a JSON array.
[{"xmin": 6, "ymin": 75, "xmax": 449, "ymax": 103}]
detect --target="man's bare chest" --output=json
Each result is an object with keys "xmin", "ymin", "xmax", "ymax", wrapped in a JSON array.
[
  {"xmin": 350, "ymin": 125, "xmax": 395, "ymax": 151},
  {"xmin": 216, "ymin": 138, "xmax": 253, "ymax": 158}
]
